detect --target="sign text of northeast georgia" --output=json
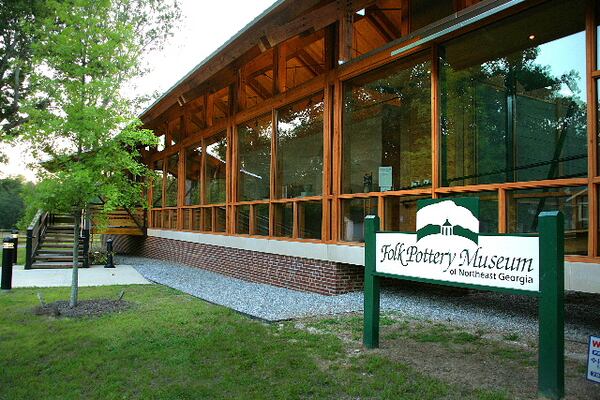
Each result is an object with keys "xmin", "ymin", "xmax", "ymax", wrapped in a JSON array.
[{"xmin": 375, "ymin": 200, "xmax": 539, "ymax": 292}]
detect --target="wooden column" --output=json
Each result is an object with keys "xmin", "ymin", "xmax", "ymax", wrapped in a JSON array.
[
  {"xmin": 431, "ymin": 45, "xmax": 440, "ymax": 199},
  {"xmin": 586, "ymin": 0, "xmax": 598, "ymax": 256},
  {"xmin": 338, "ymin": 0, "xmax": 353, "ymax": 63}
]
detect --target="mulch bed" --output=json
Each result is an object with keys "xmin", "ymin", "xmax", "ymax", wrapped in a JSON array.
[{"xmin": 33, "ymin": 299, "xmax": 132, "ymax": 318}]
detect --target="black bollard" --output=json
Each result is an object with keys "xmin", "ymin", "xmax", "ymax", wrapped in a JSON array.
[
  {"xmin": 11, "ymin": 229, "xmax": 19, "ymax": 264},
  {"xmin": 2, "ymin": 236, "xmax": 15, "ymax": 290},
  {"xmin": 104, "ymin": 238, "xmax": 115, "ymax": 268}
]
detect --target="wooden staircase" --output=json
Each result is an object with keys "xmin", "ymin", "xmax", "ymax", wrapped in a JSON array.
[{"xmin": 31, "ymin": 215, "xmax": 85, "ymax": 269}]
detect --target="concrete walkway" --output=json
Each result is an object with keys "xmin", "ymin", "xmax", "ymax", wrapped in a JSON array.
[{"xmin": 10, "ymin": 264, "xmax": 151, "ymax": 288}]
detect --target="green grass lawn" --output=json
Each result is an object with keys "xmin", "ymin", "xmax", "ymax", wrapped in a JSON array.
[{"xmin": 0, "ymin": 285, "xmax": 508, "ymax": 400}]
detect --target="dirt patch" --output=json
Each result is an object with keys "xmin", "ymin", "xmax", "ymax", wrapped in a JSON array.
[
  {"xmin": 33, "ymin": 299, "xmax": 132, "ymax": 318},
  {"xmin": 298, "ymin": 314, "xmax": 599, "ymax": 399}
]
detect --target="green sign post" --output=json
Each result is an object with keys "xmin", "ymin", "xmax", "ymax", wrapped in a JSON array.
[{"xmin": 363, "ymin": 206, "xmax": 565, "ymax": 399}]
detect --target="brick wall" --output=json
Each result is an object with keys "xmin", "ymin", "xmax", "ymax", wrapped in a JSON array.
[{"xmin": 109, "ymin": 235, "xmax": 364, "ymax": 295}]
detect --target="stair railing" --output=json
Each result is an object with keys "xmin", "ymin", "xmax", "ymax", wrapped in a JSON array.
[{"xmin": 25, "ymin": 210, "xmax": 50, "ymax": 269}]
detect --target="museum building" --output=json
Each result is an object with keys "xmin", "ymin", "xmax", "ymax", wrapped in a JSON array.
[{"xmin": 117, "ymin": 0, "xmax": 600, "ymax": 294}]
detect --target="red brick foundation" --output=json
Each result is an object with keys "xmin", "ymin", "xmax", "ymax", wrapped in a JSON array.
[{"xmin": 109, "ymin": 235, "xmax": 364, "ymax": 295}]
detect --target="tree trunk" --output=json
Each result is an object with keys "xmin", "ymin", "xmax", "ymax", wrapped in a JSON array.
[{"xmin": 69, "ymin": 209, "xmax": 81, "ymax": 308}]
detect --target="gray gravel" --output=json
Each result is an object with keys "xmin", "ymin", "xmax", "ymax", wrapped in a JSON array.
[{"xmin": 120, "ymin": 256, "xmax": 600, "ymax": 342}]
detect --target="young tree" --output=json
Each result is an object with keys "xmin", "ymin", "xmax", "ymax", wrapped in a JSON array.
[{"xmin": 20, "ymin": 0, "xmax": 180, "ymax": 307}]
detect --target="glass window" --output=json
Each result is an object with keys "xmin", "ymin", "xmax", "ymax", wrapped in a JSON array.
[
  {"xmin": 183, "ymin": 209, "xmax": 191, "ymax": 230},
  {"xmin": 254, "ymin": 204, "xmax": 270, "ymax": 236},
  {"xmin": 508, "ymin": 186, "xmax": 588, "ymax": 255},
  {"xmin": 185, "ymin": 146, "xmax": 201, "ymax": 205},
  {"xmin": 341, "ymin": 198, "xmax": 378, "ymax": 242},
  {"xmin": 299, "ymin": 201, "xmax": 322, "ymax": 239},
  {"xmin": 238, "ymin": 114, "xmax": 272, "ymax": 201},
  {"xmin": 206, "ymin": 131, "xmax": 227, "ymax": 204},
  {"xmin": 192, "ymin": 209, "xmax": 201, "ymax": 231},
  {"xmin": 277, "ymin": 92, "xmax": 324, "ymax": 198},
  {"xmin": 215, "ymin": 206, "xmax": 226, "ymax": 232},
  {"xmin": 440, "ymin": 0, "xmax": 587, "ymax": 187},
  {"xmin": 441, "ymin": 192, "xmax": 499, "ymax": 234},
  {"xmin": 383, "ymin": 195, "xmax": 430, "ymax": 232},
  {"xmin": 274, "ymin": 203, "xmax": 294, "ymax": 237},
  {"xmin": 343, "ymin": 53, "xmax": 431, "ymax": 194},
  {"xmin": 165, "ymin": 153, "xmax": 179, "ymax": 207},
  {"xmin": 152, "ymin": 159, "xmax": 163, "ymax": 208},
  {"xmin": 203, "ymin": 208, "xmax": 212, "ymax": 232},
  {"xmin": 237, "ymin": 205, "xmax": 250, "ymax": 234}
]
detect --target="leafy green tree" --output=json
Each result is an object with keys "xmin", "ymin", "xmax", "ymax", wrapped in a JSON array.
[
  {"xmin": 0, "ymin": 176, "xmax": 32, "ymax": 230},
  {"xmin": 20, "ymin": 0, "xmax": 180, "ymax": 307}
]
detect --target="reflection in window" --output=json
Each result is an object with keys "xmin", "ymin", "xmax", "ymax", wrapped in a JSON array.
[
  {"xmin": 206, "ymin": 131, "xmax": 227, "ymax": 204},
  {"xmin": 274, "ymin": 203, "xmax": 293, "ymax": 237},
  {"xmin": 341, "ymin": 198, "xmax": 378, "ymax": 242},
  {"xmin": 165, "ymin": 153, "xmax": 179, "ymax": 207},
  {"xmin": 237, "ymin": 205, "xmax": 250, "ymax": 234},
  {"xmin": 238, "ymin": 115, "xmax": 272, "ymax": 201},
  {"xmin": 508, "ymin": 186, "xmax": 588, "ymax": 255},
  {"xmin": 185, "ymin": 146, "xmax": 201, "ymax": 205},
  {"xmin": 203, "ymin": 208, "xmax": 212, "ymax": 232},
  {"xmin": 152, "ymin": 159, "xmax": 163, "ymax": 208},
  {"xmin": 277, "ymin": 92, "xmax": 324, "ymax": 198},
  {"xmin": 215, "ymin": 206, "xmax": 226, "ymax": 232},
  {"xmin": 299, "ymin": 201, "xmax": 322, "ymax": 239},
  {"xmin": 254, "ymin": 204, "xmax": 269, "ymax": 236},
  {"xmin": 383, "ymin": 195, "xmax": 430, "ymax": 232},
  {"xmin": 440, "ymin": 0, "xmax": 587, "ymax": 187},
  {"xmin": 343, "ymin": 53, "xmax": 431, "ymax": 194}
]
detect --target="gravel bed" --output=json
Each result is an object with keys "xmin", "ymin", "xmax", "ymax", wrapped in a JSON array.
[{"xmin": 120, "ymin": 256, "xmax": 600, "ymax": 341}]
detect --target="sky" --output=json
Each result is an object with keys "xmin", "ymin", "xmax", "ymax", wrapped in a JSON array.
[{"xmin": 1, "ymin": 0, "xmax": 276, "ymax": 182}]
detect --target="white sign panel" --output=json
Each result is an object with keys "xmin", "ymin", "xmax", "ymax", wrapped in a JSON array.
[
  {"xmin": 375, "ymin": 199, "xmax": 540, "ymax": 292},
  {"xmin": 376, "ymin": 233, "xmax": 539, "ymax": 291},
  {"xmin": 588, "ymin": 335, "xmax": 600, "ymax": 384},
  {"xmin": 378, "ymin": 166, "xmax": 392, "ymax": 191}
]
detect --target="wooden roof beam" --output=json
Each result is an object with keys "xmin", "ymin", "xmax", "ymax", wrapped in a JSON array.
[
  {"xmin": 295, "ymin": 49, "xmax": 324, "ymax": 76},
  {"xmin": 246, "ymin": 78, "xmax": 271, "ymax": 100},
  {"xmin": 368, "ymin": 8, "xmax": 401, "ymax": 41}
]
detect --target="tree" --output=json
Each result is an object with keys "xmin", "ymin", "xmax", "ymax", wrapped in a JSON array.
[
  {"xmin": 0, "ymin": 176, "xmax": 32, "ymax": 229},
  {"xmin": 0, "ymin": 1, "xmax": 51, "ymax": 162},
  {"xmin": 20, "ymin": 0, "xmax": 180, "ymax": 307}
]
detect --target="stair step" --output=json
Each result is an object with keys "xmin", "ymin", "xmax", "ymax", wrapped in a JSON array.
[
  {"xmin": 35, "ymin": 254, "xmax": 83, "ymax": 261},
  {"xmin": 37, "ymin": 249, "xmax": 83, "ymax": 254},
  {"xmin": 31, "ymin": 262, "xmax": 77, "ymax": 269},
  {"xmin": 39, "ymin": 243, "xmax": 76, "ymax": 248}
]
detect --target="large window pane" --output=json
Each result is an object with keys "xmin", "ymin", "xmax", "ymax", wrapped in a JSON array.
[
  {"xmin": 215, "ymin": 206, "xmax": 226, "ymax": 232},
  {"xmin": 343, "ymin": 53, "xmax": 431, "ymax": 194},
  {"xmin": 254, "ymin": 204, "xmax": 269, "ymax": 236},
  {"xmin": 440, "ymin": 0, "xmax": 587, "ymax": 187},
  {"xmin": 238, "ymin": 115, "xmax": 272, "ymax": 201},
  {"xmin": 508, "ymin": 186, "xmax": 588, "ymax": 255},
  {"xmin": 274, "ymin": 203, "xmax": 293, "ymax": 237},
  {"xmin": 166, "ymin": 153, "xmax": 179, "ymax": 207},
  {"xmin": 185, "ymin": 146, "xmax": 201, "ymax": 205},
  {"xmin": 206, "ymin": 131, "xmax": 227, "ymax": 204},
  {"xmin": 383, "ymin": 195, "xmax": 430, "ymax": 232},
  {"xmin": 152, "ymin": 159, "xmax": 163, "ymax": 208},
  {"xmin": 237, "ymin": 205, "xmax": 250, "ymax": 235},
  {"xmin": 341, "ymin": 198, "xmax": 378, "ymax": 242},
  {"xmin": 277, "ymin": 92, "xmax": 324, "ymax": 198},
  {"xmin": 299, "ymin": 201, "xmax": 322, "ymax": 239}
]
